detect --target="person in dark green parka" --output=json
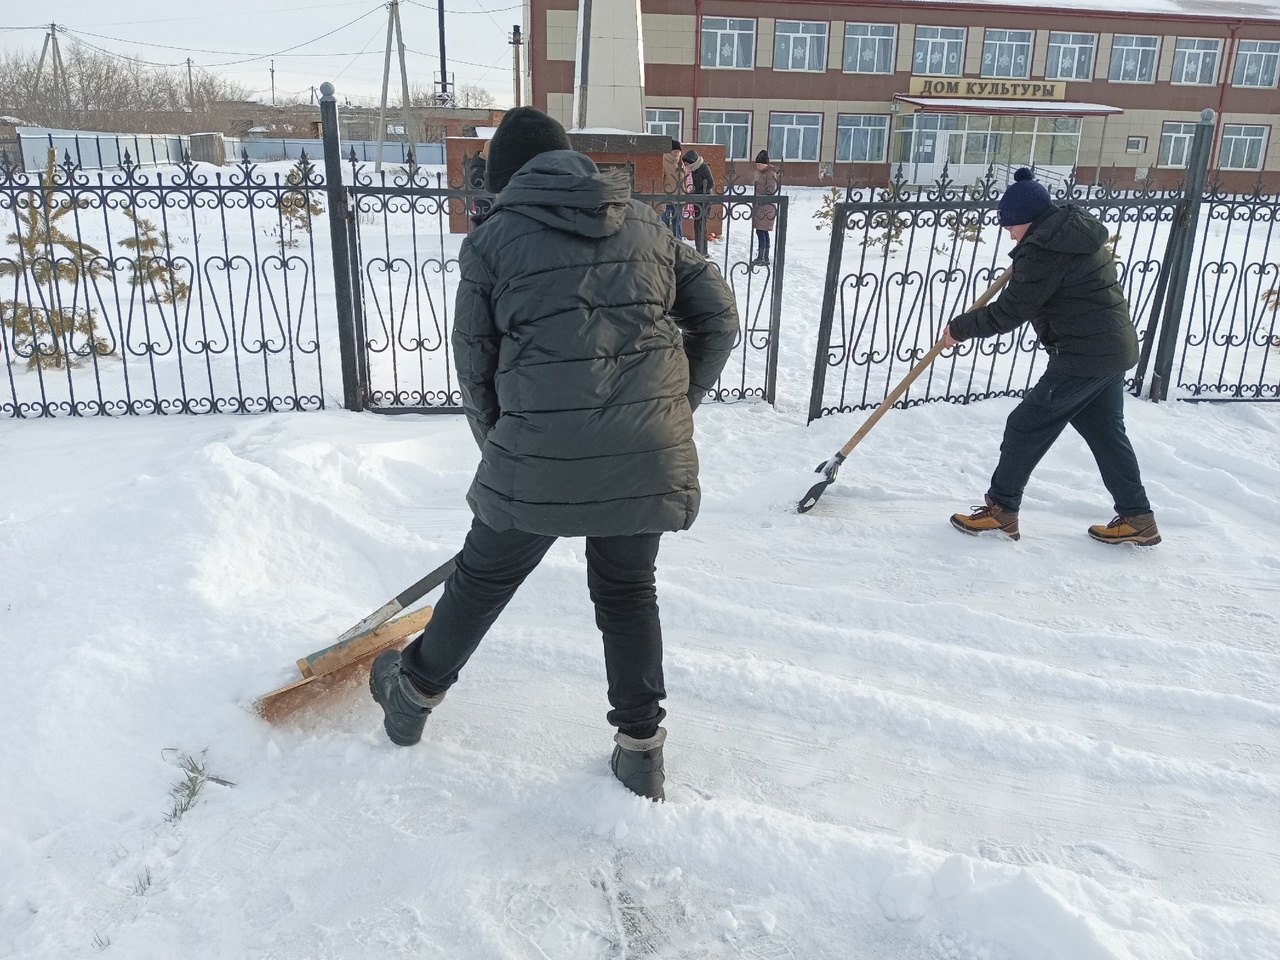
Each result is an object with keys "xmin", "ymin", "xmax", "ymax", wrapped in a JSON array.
[{"xmin": 369, "ymin": 108, "xmax": 739, "ymax": 801}]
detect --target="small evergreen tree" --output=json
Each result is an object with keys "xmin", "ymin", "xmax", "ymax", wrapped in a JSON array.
[
  {"xmin": 0, "ymin": 154, "xmax": 110, "ymax": 370},
  {"xmin": 275, "ymin": 167, "xmax": 324, "ymax": 253},
  {"xmin": 812, "ymin": 188, "xmax": 846, "ymax": 232},
  {"xmin": 860, "ymin": 211, "xmax": 910, "ymax": 255},
  {"xmin": 119, "ymin": 204, "xmax": 190, "ymax": 305}
]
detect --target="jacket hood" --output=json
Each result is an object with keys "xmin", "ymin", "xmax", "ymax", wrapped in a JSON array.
[
  {"xmin": 484, "ymin": 150, "xmax": 632, "ymax": 238},
  {"xmin": 1023, "ymin": 203, "xmax": 1110, "ymax": 255}
]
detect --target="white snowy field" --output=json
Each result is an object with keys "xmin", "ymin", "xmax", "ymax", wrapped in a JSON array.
[{"xmin": 2, "ymin": 390, "xmax": 1279, "ymax": 959}]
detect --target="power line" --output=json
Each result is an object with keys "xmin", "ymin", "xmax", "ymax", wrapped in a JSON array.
[
  {"xmin": 76, "ymin": 2, "xmax": 374, "ymax": 28},
  {"xmin": 62, "ymin": 6, "xmax": 383, "ymax": 66}
]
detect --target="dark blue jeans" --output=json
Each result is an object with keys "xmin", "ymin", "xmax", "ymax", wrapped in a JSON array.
[
  {"xmin": 755, "ymin": 229, "xmax": 770, "ymax": 261},
  {"xmin": 401, "ymin": 518, "xmax": 666, "ymax": 739},
  {"xmin": 661, "ymin": 203, "xmax": 682, "ymax": 239},
  {"xmin": 988, "ymin": 368, "xmax": 1151, "ymax": 516}
]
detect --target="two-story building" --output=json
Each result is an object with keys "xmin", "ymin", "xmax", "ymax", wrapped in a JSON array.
[{"xmin": 524, "ymin": 0, "xmax": 1280, "ymax": 189}]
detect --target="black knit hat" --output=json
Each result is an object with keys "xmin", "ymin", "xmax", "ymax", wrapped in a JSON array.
[
  {"xmin": 670, "ymin": 138, "xmax": 682, "ymax": 152},
  {"xmin": 486, "ymin": 107, "xmax": 572, "ymax": 192},
  {"xmin": 755, "ymin": 150, "xmax": 769, "ymax": 164},
  {"xmin": 998, "ymin": 167, "xmax": 1053, "ymax": 227},
  {"xmin": 682, "ymin": 149, "xmax": 699, "ymax": 165}
]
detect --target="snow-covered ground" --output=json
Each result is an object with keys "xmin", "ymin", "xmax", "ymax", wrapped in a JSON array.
[
  {"xmin": 3, "ymin": 388, "xmax": 1279, "ymax": 959},
  {"xmin": 3, "ymin": 170, "xmax": 1279, "ymax": 959}
]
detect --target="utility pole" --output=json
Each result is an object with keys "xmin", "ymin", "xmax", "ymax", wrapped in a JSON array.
[
  {"xmin": 270, "ymin": 60, "xmax": 276, "ymax": 106},
  {"xmin": 33, "ymin": 24, "xmax": 74, "ymax": 118},
  {"xmin": 437, "ymin": 0, "xmax": 450, "ymax": 105},
  {"xmin": 186, "ymin": 58, "xmax": 195, "ymax": 111},
  {"xmin": 374, "ymin": 0, "xmax": 418, "ymax": 172},
  {"xmin": 510, "ymin": 25, "xmax": 522, "ymax": 108}
]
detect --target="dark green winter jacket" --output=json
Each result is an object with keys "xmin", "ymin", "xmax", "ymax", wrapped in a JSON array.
[
  {"xmin": 452, "ymin": 149, "xmax": 739, "ymax": 537},
  {"xmin": 950, "ymin": 203, "xmax": 1139, "ymax": 377}
]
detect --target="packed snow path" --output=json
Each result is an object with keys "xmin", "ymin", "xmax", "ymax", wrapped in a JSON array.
[{"xmin": 2, "ymin": 397, "xmax": 1278, "ymax": 959}]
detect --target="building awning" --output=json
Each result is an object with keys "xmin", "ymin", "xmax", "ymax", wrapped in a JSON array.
[{"xmin": 893, "ymin": 96, "xmax": 1123, "ymax": 118}]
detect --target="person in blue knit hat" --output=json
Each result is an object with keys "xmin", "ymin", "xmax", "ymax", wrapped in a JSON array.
[{"xmin": 943, "ymin": 168, "xmax": 1159, "ymax": 546}]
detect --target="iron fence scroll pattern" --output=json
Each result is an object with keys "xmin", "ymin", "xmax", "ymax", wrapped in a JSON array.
[
  {"xmin": 809, "ymin": 164, "xmax": 1191, "ymax": 421},
  {"xmin": 345, "ymin": 157, "xmax": 483, "ymax": 412},
  {"xmin": 1, "ymin": 150, "xmax": 329, "ymax": 417},
  {"xmin": 346, "ymin": 159, "xmax": 790, "ymax": 414},
  {"xmin": 1179, "ymin": 176, "xmax": 1280, "ymax": 400}
]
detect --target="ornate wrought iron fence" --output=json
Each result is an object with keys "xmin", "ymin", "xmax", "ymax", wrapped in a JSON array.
[
  {"xmin": 1177, "ymin": 180, "xmax": 1280, "ymax": 400},
  {"xmin": 337, "ymin": 160, "xmax": 789, "ymax": 413},
  {"xmin": 807, "ymin": 165, "xmax": 1185, "ymax": 420},
  {"xmin": 1, "ymin": 150, "xmax": 329, "ymax": 417}
]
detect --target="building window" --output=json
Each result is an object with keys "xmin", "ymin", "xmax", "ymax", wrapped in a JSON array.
[
  {"xmin": 697, "ymin": 110, "xmax": 752, "ymax": 160},
  {"xmin": 1126, "ymin": 136, "xmax": 1147, "ymax": 153},
  {"xmin": 1172, "ymin": 38, "xmax": 1220, "ymax": 85},
  {"xmin": 701, "ymin": 17, "xmax": 755, "ymax": 70},
  {"xmin": 982, "ymin": 29, "xmax": 1032, "ymax": 79},
  {"xmin": 914, "ymin": 26, "xmax": 965, "ymax": 76},
  {"xmin": 835, "ymin": 115, "xmax": 889, "ymax": 162},
  {"xmin": 844, "ymin": 23, "xmax": 896, "ymax": 74},
  {"xmin": 1046, "ymin": 33, "xmax": 1096, "ymax": 80},
  {"xmin": 775, "ymin": 21, "xmax": 828, "ymax": 72},
  {"xmin": 1109, "ymin": 35, "xmax": 1159, "ymax": 83},
  {"xmin": 645, "ymin": 108, "xmax": 682, "ymax": 140},
  {"xmin": 1233, "ymin": 40, "xmax": 1280, "ymax": 88},
  {"xmin": 768, "ymin": 113, "xmax": 822, "ymax": 162},
  {"xmin": 1220, "ymin": 124, "xmax": 1268, "ymax": 170},
  {"xmin": 1159, "ymin": 121, "xmax": 1197, "ymax": 167}
]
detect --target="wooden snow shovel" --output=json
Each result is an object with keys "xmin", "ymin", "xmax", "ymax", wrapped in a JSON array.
[
  {"xmin": 255, "ymin": 555, "xmax": 457, "ymax": 723},
  {"xmin": 797, "ymin": 266, "xmax": 1014, "ymax": 514}
]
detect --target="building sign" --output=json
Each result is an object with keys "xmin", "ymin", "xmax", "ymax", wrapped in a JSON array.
[{"xmin": 908, "ymin": 77, "xmax": 1066, "ymax": 100}]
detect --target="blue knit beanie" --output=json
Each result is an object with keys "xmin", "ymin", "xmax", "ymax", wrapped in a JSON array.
[{"xmin": 998, "ymin": 168, "xmax": 1053, "ymax": 227}]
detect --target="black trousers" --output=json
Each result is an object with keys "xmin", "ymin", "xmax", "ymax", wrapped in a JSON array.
[
  {"xmin": 988, "ymin": 368, "xmax": 1151, "ymax": 516},
  {"xmin": 693, "ymin": 201, "xmax": 708, "ymax": 256},
  {"xmin": 401, "ymin": 518, "xmax": 666, "ymax": 739},
  {"xmin": 755, "ymin": 229, "xmax": 770, "ymax": 260}
]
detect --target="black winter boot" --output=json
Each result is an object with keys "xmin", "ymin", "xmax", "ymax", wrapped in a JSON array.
[
  {"xmin": 369, "ymin": 650, "xmax": 445, "ymax": 746},
  {"xmin": 611, "ymin": 728, "xmax": 666, "ymax": 801}
]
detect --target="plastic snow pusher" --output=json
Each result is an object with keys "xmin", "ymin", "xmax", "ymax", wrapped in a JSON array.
[
  {"xmin": 797, "ymin": 266, "xmax": 1014, "ymax": 514},
  {"xmin": 255, "ymin": 556, "xmax": 456, "ymax": 722}
]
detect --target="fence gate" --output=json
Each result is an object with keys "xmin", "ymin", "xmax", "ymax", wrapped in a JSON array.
[{"xmin": 319, "ymin": 92, "xmax": 789, "ymax": 414}]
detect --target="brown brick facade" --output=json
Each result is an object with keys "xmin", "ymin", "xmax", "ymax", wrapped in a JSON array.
[{"xmin": 528, "ymin": 0, "xmax": 1280, "ymax": 189}]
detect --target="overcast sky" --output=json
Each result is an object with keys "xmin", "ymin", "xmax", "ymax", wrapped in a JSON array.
[{"xmin": 1, "ymin": 0, "xmax": 522, "ymax": 107}]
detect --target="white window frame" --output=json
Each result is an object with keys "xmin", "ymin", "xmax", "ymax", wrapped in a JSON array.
[
  {"xmin": 1233, "ymin": 40, "xmax": 1280, "ymax": 88},
  {"xmin": 697, "ymin": 110, "xmax": 752, "ymax": 161},
  {"xmin": 1159, "ymin": 121, "xmax": 1197, "ymax": 168},
  {"xmin": 768, "ymin": 112, "xmax": 823, "ymax": 162},
  {"xmin": 1219, "ymin": 124, "xmax": 1269, "ymax": 170},
  {"xmin": 981, "ymin": 29, "xmax": 1032, "ymax": 79},
  {"xmin": 914, "ymin": 26, "xmax": 965, "ymax": 77},
  {"xmin": 700, "ymin": 17, "xmax": 756, "ymax": 70},
  {"xmin": 1125, "ymin": 136, "xmax": 1147, "ymax": 153},
  {"xmin": 645, "ymin": 108, "xmax": 682, "ymax": 141},
  {"xmin": 774, "ymin": 20, "xmax": 828, "ymax": 73},
  {"xmin": 835, "ymin": 114, "xmax": 889, "ymax": 163},
  {"xmin": 1109, "ymin": 35, "xmax": 1160, "ymax": 83},
  {"xmin": 1171, "ymin": 38, "xmax": 1221, "ymax": 86},
  {"xmin": 843, "ymin": 23, "xmax": 896, "ymax": 75},
  {"xmin": 1045, "ymin": 32, "xmax": 1097, "ymax": 80}
]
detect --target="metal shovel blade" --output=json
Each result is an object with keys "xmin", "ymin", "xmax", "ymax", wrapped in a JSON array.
[{"xmin": 796, "ymin": 456, "xmax": 843, "ymax": 513}]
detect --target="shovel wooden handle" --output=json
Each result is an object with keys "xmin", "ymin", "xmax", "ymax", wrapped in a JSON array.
[{"xmin": 835, "ymin": 266, "xmax": 1014, "ymax": 460}]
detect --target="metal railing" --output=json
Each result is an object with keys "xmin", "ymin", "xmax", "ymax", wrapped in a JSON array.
[
  {"xmin": 0, "ymin": 151, "xmax": 329, "ymax": 417},
  {"xmin": 808, "ymin": 110, "xmax": 1279, "ymax": 420}
]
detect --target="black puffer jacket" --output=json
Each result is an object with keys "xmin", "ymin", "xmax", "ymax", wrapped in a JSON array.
[
  {"xmin": 951, "ymin": 203, "xmax": 1139, "ymax": 376},
  {"xmin": 453, "ymin": 150, "xmax": 739, "ymax": 537}
]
